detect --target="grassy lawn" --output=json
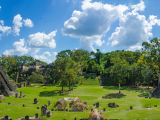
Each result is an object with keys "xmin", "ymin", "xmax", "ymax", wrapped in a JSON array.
[{"xmin": 0, "ymin": 77, "xmax": 160, "ymax": 120}]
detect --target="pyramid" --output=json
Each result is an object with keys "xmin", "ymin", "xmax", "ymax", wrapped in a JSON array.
[
  {"xmin": 0, "ymin": 63, "xmax": 18, "ymax": 96},
  {"xmin": 152, "ymin": 84, "xmax": 160, "ymax": 98}
]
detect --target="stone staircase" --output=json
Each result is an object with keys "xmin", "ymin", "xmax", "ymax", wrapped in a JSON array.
[{"xmin": 0, "ymin": 63, "xmax": 18, "ymax": 96}]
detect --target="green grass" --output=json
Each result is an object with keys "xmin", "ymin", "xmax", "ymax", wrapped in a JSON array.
[{"xmin": 0, "ymin": 78, "xmax": 160, "ymax": 120}]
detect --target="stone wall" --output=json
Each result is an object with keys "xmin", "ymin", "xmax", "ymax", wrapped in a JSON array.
[{"xmin": 16, "ymin": 81, "xmax": 31, "ymax": 88}]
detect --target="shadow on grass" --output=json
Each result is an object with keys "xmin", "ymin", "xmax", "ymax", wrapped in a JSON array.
[
  {"xmin": 103, "ymin": 86, "xmax": 151, "ymax": 93},
  {"xmin": 39, "ymin": 90, "xmax": 70, "ymax": 97},
  {"xmin": 138, "ymin": 92, "xmax": 149, "ymax": 97},
  {"xmin": 103, "ymin": 86, "xmax": 128, "ymax": 90},
  {"xmin": 102, "ymin": 93, "xmax": 126, "ymax": 99}
]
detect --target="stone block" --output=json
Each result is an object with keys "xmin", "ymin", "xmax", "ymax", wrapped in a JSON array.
[{"xmin": 0, "ymin": 95, "xmax": 6, "ymax": 100}]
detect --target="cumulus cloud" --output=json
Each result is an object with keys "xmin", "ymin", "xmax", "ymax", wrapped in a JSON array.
[
  {"xmin": 62, "ymin": 0, "xmax": 128, "ymax": 52},
  {"xmin": 0, "ymin": 20, "xmax": 12, "ymax": 38},
  {"xmin": 34, "ymin": 52, "xmax": 52, "ymax": 64},
  {"xmin": 12, "ymin": 14, "xmax": 34, "ymax": 36},
  {"xmin": 12, "ymin": 14, "xmax": 23, "ymax": 36},
  {"xmin": 3, "ymin": 30, "xmax": 57, "ymax": 63},
  {"xmin": 108, "ymin": 0, "xmax": 160, "ymax": 51},
  {"xmin": 130, "ymin": 0, "xmax": 145, "ymax": 12},
  {"xmin": 2, "ymin": 39, "xmax": 53, "ymax": 63},
  {"xmin": 126, "ymin": 43, "xmax": 143, "ymax": 51},
  {"xmin": 3, "ymin": 38, "xmax": 40, "ymax": 56},
  {"xmin": 43, "ymin": 51, "xmax": 51, "ymax": 57},
  {"xmin": 27, "ymin": 30, "xmax": 57, "ymax": 48},
  {"xmin": 23, "ymin": 18, "xmax": 34, "ymax": 27}
]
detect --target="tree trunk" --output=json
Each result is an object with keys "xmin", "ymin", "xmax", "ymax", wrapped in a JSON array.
[
  {"xmin": 132, "ymin": 70, "xmax": 134, "ymax": 87},
  {"xmin": 69, "ymin": 75, "xmax": 70, "ymax": 91},
  {"xmin": 119, "ymin": 79, "xmax": 121, "ymax": 93},
  {"xmin": 53, "ymin": 75, "xmax": 56, "ymax": 85},
  {"xmin": 54, "ymin": 79, "xmax": 55, "ymax": 85},
  {"xmin": 148, "ymin": 83, "xmax": 149, "ymax": 89},
  {"xmin": 153, "ymin": 79, "xmax": 155, "ymax": 88},
  {"xmin": 61, "ymin": 77, "xmax": 63, "ymax": 91},
  {"xmin": 16, "ymin": 71, "xmax": 19, "ymax": 83}
]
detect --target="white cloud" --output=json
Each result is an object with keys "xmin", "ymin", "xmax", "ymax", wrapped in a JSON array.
[
  {"xmin": 0, "ymin": 6, "xmax": 1, "ymax": 9},
  {"xmin": 62, "ymin": 0, "xmax": 128, "ymax": 52},
  {"xmin": 27, "ymin": 30, "xmax": 57, "ymax": 48},
  {"xmin": 148, "ymin": 15, "xmax": 160, "ymax": 26},
  {"xmin": 3, "ymin": 38, "xmax": 40, "ymax": 56},
  {"xmin": 2, "ymin": 38, "xmax": 54, "ymax": 63},
  {"xmin": 3, "ymin": 30, "xmax": 57, "ymax": 63},
  {"xmin": 126, "ymin": 43, "xmax": 143, "ymax": 51},
  {"xmin": 53, "ymin": 52, "xmax": 58, "ymax": 61},
  {"xmin": 130, "ymin": 0, "xmax": 145, "ymax": 12},
  {"xmin": 108, "ymin": 0, "xmax": 160, "ymax": 51},
  {"xmin": 0, "ymin": 20, "xmax": 12, "ymax": 38},
  {"xmin": 34, "ymin": 54, "xmax": 52, "ymax": 64},
  {"xmin": 12, "ymin": 14, "xmax": 23, "ymax": 36},
  {"xmin": 23, "ymin": 18, "xmax": 34, "ymax": 27},
  {"xmin": 0, "ymin": 20, "xmax": 4, "ymax": 25},
  {"xmin": 43, "ymin": 51, "xmax": 51, "ymax": 57}
]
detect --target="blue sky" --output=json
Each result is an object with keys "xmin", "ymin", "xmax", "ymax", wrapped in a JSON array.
[{"xmin": 0, "ymin": 0, "xmax": 160, "ymax": 63}]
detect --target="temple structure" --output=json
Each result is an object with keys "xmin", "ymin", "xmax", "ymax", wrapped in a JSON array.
[{"xmin": 0, "ymin": 63, "xmax": 18, "ymax": 96}]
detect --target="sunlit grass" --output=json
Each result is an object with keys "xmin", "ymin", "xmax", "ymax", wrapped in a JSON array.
[{"xmin": 0, "ymin": 77, "xmax": 160, "ymax": 120}]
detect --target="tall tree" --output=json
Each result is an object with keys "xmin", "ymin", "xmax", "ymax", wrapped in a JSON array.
[
  {"xmin": 110, "ymin": 56, "xmax": 129, "ymax": 93},
  {"xmin": 53, "ymin": 58, "xmax": 66, "ymax": 91},
  {"xmin": 0, "ymin": 54, "xmax": 16, "ymax": 79},
  {"xmin": 73, "ymin": 50, "xmax": 89, "ymax": 84},
  {"xmin": 13, "ymin": 55, "xmax": 22, "ymax": 83},
  {"xmin": 142, "ymin": 37, "xmax": 160, "ymax": 85},
  {"xmin": 56, "ymin": 50, "xmax": 73, "ymax": 59},
  {"xmin": 141, "ymin": 65, "xmax": 153, "ymax": 88},
  {"xmin": 128, "ymin": 63, "xmax": 139, "ymax": 87},
  {"xmin": 65, "ymin": 57, "xmax": 81, "ymax": 90}
]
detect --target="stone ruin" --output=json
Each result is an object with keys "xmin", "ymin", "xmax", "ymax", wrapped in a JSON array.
[
  {"xmin": 108, "ymin": 103, "xmax": 119, "ymax": 108},
  {"xmin": 41, "ymin": 105, "xmax": 51, "ymax": 117},
  {"xmin": 0, "ymin": 63, "xmax": 18, "ymax": 96},
  {"xmin": 152, "ymin": 84, "xmax": 160, "ymax": 98},
  {"xmin": 88, "ymin": 109, "xmax": 105, "ymax": 120}
]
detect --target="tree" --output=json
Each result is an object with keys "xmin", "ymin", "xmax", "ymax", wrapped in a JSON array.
[
  {"xmin": 141, "ymin": 65, "xmax": 153, "ymax": 88},
  {"xmin": 64, "ymin": 57, "xmax": 80, "ymax": 90},
  {"xmin": 27, "ymin": 71, "xmax": 45, "ymax": 84},
  {"xmin": 0, "ymin": 54, "xmax": 16, "ymax": 79},
  {"xmin": 142, "ymin": 50, "xmax": 159, "ymax": 87},
  {"xmin": 110, "ymin": 56, "xmax": 129, "ymax": 93},
  {"xmin": 13, "ymin": 55, "xmax": 22, "ymax": 83},
  {"xmin": 128, "ymin": 63, "xmax": 139, "ymax": 87},
  {"xmin": 53, "ymin": 58, "xmax": 67, "ymax": 91},
  {"xmin": 142, "ymin": 37, "xmax": 160, "ymax": 85},
  {"xmin": 73, "ymin": 50, "xmax": 89, "ymax": 84},
  {"xmin": 56, "ymin": 50, "xmax": 73, "ymax": 59}
]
